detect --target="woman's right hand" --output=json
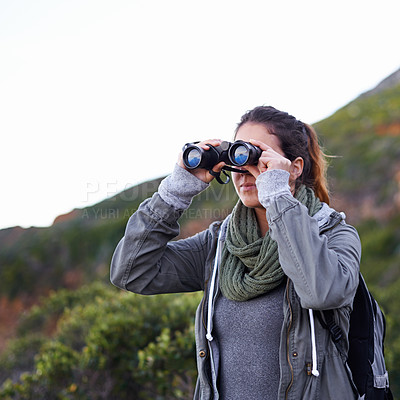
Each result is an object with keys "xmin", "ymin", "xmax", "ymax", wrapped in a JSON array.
[{"xmin": 177, "ymin": 139, "xmax": 225, "ymax": 183}]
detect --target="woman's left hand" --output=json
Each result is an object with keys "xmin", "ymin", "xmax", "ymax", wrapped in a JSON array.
[{"xmin": 244, "ymin": 139, "xmax": 292, "ymax": 178}]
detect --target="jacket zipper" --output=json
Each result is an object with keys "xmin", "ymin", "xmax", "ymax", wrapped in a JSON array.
[
  {"xmin": 201, "ymin": 280, "xmax": 208, "ymax": 331},
  {"xmin": 285, "ymin": 279, "xmax": 294, "ymax": 400}
]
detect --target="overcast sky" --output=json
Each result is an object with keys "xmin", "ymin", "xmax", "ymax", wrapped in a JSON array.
[{"xmin": 1, "ymin": 0, "xmax": 399, "ymax": 230}]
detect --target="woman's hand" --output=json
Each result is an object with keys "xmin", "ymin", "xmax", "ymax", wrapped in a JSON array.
[
  {"xmin": 177, "ymin": 139, "xmax": 226, "ymax": 183},
  {"xmin": 244, "ymin": 139, "xmax": 292, "ymax": 178}
]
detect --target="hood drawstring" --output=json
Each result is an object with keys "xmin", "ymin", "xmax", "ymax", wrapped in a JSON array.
[
  {"xmin": 308, "ymin": 309, "xmax": 320, "ymax": 377},
  {"xmin": 206, "ymin": 227, "xmax": 223, "ymax": 342}
]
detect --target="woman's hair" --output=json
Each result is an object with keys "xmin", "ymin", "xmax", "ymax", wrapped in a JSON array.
[{"xmin": 235, "ymin": 106, "xmax": 330, "ymax": 204}]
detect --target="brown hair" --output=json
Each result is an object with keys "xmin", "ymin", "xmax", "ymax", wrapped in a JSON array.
[{"xmin": 235, "ymin": 106, "xmax": 330, "ymax": 204}]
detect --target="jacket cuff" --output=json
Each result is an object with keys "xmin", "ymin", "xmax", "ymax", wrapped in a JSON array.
[
  {"xmin": 158, "ymin": 164, "xmax": 209, "ymax": 210},
  {"xmin": 256, "ymin": 169, "xmax": 291, "ymax": 209}
]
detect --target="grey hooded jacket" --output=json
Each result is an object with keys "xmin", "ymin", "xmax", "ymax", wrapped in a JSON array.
[{"xmin": 110, "ymin": 166, "xmax": 361, "ymax": 400}]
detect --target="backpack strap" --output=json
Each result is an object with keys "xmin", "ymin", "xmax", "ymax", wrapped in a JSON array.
[
  {"xmin": 316, "ymin": 310, "xmax": 342, "ymax": 342},
  {"xmin": 316, "ymin": 309, "xmax": 345, "ymax": 354}
]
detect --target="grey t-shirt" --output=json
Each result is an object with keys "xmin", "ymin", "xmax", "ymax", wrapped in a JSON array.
[{"xmin": 213, "ymin": 283, "xmax": 285, "ymax": 399}]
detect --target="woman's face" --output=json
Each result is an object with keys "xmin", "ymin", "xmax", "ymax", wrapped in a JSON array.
[{"xmin": 232, "ymin": 122, "xmax": 286, "ymax": 209}]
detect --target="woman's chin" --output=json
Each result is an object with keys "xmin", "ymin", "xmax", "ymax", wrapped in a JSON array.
[{"xmin": 239, "ymin": 194, "xmax": 262, "ymax": 209}]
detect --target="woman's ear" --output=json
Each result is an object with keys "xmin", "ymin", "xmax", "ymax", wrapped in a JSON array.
[{"xmin": 290, "ymin": 157, "xmax": 304, "ymax": 180}]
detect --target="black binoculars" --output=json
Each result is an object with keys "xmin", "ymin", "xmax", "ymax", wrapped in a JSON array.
[{"xmin": 182, "ymin": 140, "xmax": 262, "ymax": 171}]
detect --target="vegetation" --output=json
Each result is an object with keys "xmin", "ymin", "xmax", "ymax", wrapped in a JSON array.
[
  {"xmin": 315, "ymin": 83, "xmax": 400, "ymax": 210},
  {"xmin": 0, "ymin": 283, "xmax": 201, "ymax": 399}
]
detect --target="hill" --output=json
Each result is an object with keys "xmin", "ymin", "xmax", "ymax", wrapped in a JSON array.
[
  {"xmin": 0, "ymin": 177, "xmax": 237, "ymax": 301},
  {"xmin": 314, "ymin": 68, "xmax": 400, "ymax": 223}
]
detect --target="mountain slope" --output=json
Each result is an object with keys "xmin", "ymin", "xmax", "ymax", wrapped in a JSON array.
[
  {"xmin": 0, "ymin": 177, "xmax": 236, "ymax": 300},
  {"xmin": 314, "ymin": 74, "xmax": 400, "ymax": 223}
]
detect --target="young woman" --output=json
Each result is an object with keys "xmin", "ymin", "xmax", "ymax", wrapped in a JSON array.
[{"xmin": 110, "ymin": 106, "xmax": 361, "ymax": 399}]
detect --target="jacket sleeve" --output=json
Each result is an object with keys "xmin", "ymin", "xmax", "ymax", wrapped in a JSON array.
[
  {"xmin": 110, "ymin": 165, "xmax": 214, "ymax": 295},
  {"xmin": 257, "ymin": 170, "xmax": 361, "ymax": 310}
]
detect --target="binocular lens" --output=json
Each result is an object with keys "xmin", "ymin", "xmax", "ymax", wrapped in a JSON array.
[
  {"xmin": 186, "ymin": 148, "xmax": 202, "ymax": 168},
  {"xmin": 232, "ymin": 145, "xmax": 249, "ymax": 165}
]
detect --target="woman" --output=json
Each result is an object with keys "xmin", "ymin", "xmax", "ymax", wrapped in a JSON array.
[{"xmin": 110, "ymin": 106, "xmax": 361, "ymax": 399}]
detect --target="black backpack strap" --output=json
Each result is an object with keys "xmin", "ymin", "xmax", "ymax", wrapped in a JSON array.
[
  {"xmin": 319, "ymin": 310, "xmax": 343, "ymax": 342},
  {"xmin": 316, "ymin": 310, "xmax": 345, "ymax": 354}
]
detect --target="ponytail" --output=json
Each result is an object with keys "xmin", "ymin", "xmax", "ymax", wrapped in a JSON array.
[{"xmin": 303, "ymin": 124, "xmax": 330, "ymax": 205}]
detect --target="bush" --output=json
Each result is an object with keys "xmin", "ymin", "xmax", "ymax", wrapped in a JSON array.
[{"xmin": 0, "ymin": 284, "xmax": 201, "ymax": 399}]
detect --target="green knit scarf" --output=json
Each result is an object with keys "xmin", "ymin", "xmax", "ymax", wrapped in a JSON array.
[{"xmin": 219, "ymin": 185, "xmax": 322, "ymax": 302}]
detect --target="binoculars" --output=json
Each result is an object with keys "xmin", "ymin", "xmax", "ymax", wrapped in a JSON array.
[{"xmin": 182, "ymin": 140, "xmax": 262, "ymax": 171}]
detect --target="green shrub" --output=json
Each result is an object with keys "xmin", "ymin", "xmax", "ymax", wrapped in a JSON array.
[{"xmin": 0, "ymin": 284, "xmax": 202, "ymax": 399}]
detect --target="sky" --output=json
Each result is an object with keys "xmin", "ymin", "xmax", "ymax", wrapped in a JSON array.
[{"xmin": 1, "ymin": 0, "xmax": 399, "ymax": 230}]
